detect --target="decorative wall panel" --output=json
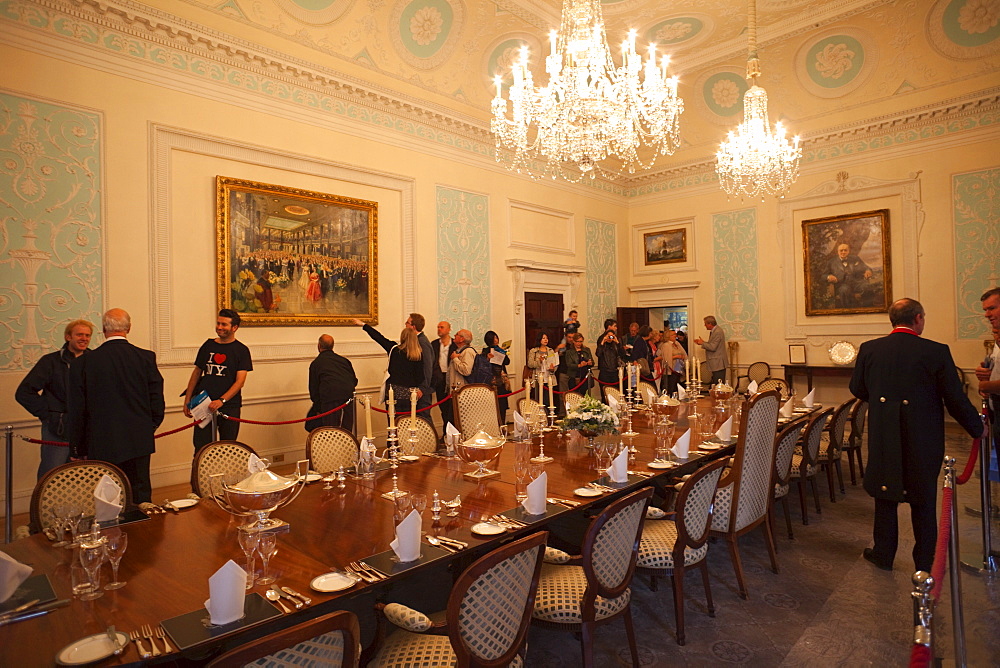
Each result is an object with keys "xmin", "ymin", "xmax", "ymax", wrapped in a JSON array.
[
  {"xmin": 712, "ymin": 208, "xmax": 760, "ymax": 341},
  {"xmin": 585, "ymin": 218, "xmax": 617, "ymax": 338},
  {"xmin": 954, "ymin": 167, "xmax": 1000, "ymax": 339},
  {"xmin": 0, "ymin": 92, "xmax": 103, "ymax": 371},
  {"xmin": 437, "ymin": 187, "xmax": 490, "ymax": 336}
]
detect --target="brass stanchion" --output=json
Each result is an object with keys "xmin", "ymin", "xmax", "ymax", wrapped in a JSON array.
[
  {"xmin": 961, "ymin": 411, "xmax": 998, "ymax": 574},
  {"xmin": 944, "ymin": 458, "xmax": 968, "ymax": 666},
  {"xmin": 4, "ymin": 425, "xmax": 12, "ymax": 544}
]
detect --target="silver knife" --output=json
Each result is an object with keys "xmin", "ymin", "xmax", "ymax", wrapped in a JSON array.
[
  {"xmin": 0, "ymin": 599, "xmax": 40, "ymax": 621},
  {"xmin": 106, "ymin": 625, "xmax": 123, "ymax": 655},
  {"xmin": 0, "ymin": 598, "xmax": 69, "ymax": 625},
  {"xmin": 281, "ymin": 586, "xmax": 311, "ymax": 606},
  {"xmin": 270, "ymin": 585, "xmax": 302, "ymax": 609}
]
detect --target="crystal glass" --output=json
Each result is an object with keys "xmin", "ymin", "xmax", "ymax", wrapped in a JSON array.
[
  {"xmin": 393, "ymin": 492, "xmax": 412, "ymax": 523},
  {"xmin": 257, "ymin": 532, "xmax": 278, "ymax": 586},
  {"xmin": 102, "ymin": 529, "xmax": 128, "ymax": 590},
  {"xmin": 410, "ymin": 493, "xmax": 427, "ymax": 517},
  {"xmin": 237, "ymin": 525, "xmax": 259, "ymax": 589},
  {"xmin": 78, "ymin": 541, "xmax": 105, "ymax": 600},
  {"xmin": 71, "ymin": 562, "xmax": 94, "ymax": 597}
]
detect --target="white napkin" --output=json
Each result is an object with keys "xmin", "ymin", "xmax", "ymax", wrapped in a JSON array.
[
  {"xmin": 247, "ymin": 454, "xmax": 267, "ymax": 473},
  {"xmin": 671, "ymin": 428, "xmax": 692, "ymax": 459},
  {"xmin": 445, "ymin": 422, "xmax": 461, "ymax": 447},
  {"xmin": 715, "ymin": 417, "xmax": 734, "ymax": 442},
  {"xmin": 803, "ymin": 389, "xmax": 816, "ymax": 408},
  {"xmin": 677, "ymin": 385, "xmax": 688, "ymax": 401},
  {"xmin": 512, "ymin": 411, "xmax": 527, "ymax": 439},
  {"xmin": 390, "ymin": 509, "xmax": 422, "ymax": 563},
  {"xmin": 523, "ymin": 471, "xmax": 547, "ymax": 515},
  {"xmin": 606, "ymin": 447, "xmax": 629, "ymax": 483},
  {"xmin": 204, "ymin": 560, "xmax": 247, "ymax": 625},
  {"xmin": 607, "ymin": 394, "xmax": 620, "ymax": 414},
  {"xmin": 93, "ymin": 474, "xmax": 122, "ymax": 522},
  {"xmin": 747, "ymin": 380, "xmax": 758, "ymax": 394},
  {"xmin": 780, "ymin": 397, "xmax": 795, "ymax": 418},
  {"xmin": 0, "ymin": 552, "xmax": 32, "ymax": 604},
  {"xmin": 644, "ymin": 387, "xmax": 656, "ymax": 405}
]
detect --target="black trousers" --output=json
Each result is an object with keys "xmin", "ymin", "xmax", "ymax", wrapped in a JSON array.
[
  {"xmin": 434, "ymin": 378, "xmax": 453, "ymax": 429},
  {"xmin": 118, "ymin": 455, "xmax": 152, "ymax": 505},
  {"xmin": 709, "ymin": 369, "xmax": 726, "ymax": 385},
  {"xmin": 873, "ymin": 496, "xmax": 937, "ymax": 572},
  {"xmin": 194, "ymin": 408, "xmax": 241, "ymax": 452}
]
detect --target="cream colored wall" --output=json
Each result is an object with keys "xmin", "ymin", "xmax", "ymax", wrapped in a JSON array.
[{"xmin": 0, "ymin": 42, "xmax": 620, "ymax": 515}]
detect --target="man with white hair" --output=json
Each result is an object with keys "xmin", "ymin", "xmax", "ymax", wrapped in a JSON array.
[
  {"xmin": 448, "ymin": 329, "xmax": 477, "ymax": 390},
  {"xmin": 66, "ymin": 309, "xmax": 164, "ymax": 504}
]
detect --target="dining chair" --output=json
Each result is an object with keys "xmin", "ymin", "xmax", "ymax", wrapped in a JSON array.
[
  {"xmin": 516, "ymin": 396, "xmax": 542, "ymax": 420},
  {"xmin": 756, "ymin": 377, "xmax": 789, "ymax": 400},
  {"xmin": 636, "ymin": 457, "xmax": 728, "ymax": 645},
  {"xmin": 637, "ymin": 380, "xmax": 658, "ymax": 403},
  {"xmin": 453, "ymin": 383, "xmax": 502, "ymax": 440},
  {"xmin": 771, "ymin": 416, "xmax": 809, "ymax": 541},
  {"xmin": 306, "ymin": 426, "xmax": 360, "ymax": 473},
  {"xmin": 531, "ymin": 487, "xmax": 653, "ymax": 667},
  {"xmin": 366, "ymin": 531, "xmax": 547, "ymax": 667},
  {"xmin": 396, "ymin": 415, "xmax": 440, "ymax": 455},
  {"xmin": 818, "ymin": 398, "xmax": 854, "ymax": 502},
  {"xmin": 191, "ymin": 440, "xmax": 258, "ymax": 498},
  {"xmin": 788, "ymin": 408, "xmax": 833, "ymax": 526},
  {"xmin": 843, "ymin": 400, "xmax": 868, "ymax": 484},
  {"xmin": 708, "ymin": 389, "xmax": 781, "ymax": 599},
  {"xmin": 563, "ymin": 391, "xmax": 585, "ymax": 411},
  {"xmin": 29, "ymin": 461, "xmax": 133, "ymax": 534},
  {"xmin": 206, "ymin": 609, "xmax": 360, "ymax": 667},
  {"xmin": 602, "ymin": 385, "xmax": 624, "ymax": 406}
]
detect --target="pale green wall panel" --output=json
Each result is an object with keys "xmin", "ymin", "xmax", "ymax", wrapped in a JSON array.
[
  {"xmin": 436, "ymin": 187, "xmax": 490, "ymax": 338},
  {"xmin": 585, "ymin": 218, "xmax": 617, "ymax": 339},
  {"xmin": 712, "ymin": 208, "xmax": 760, "ymax": 341},
  {"xmin": 954, "ymin": 167, "xmax": 1000, "ymax": 339}
]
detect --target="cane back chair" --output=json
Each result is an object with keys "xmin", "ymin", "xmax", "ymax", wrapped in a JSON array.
[
  {"xmin": 191, "ymin": 440, "xmax": 258, "ymax": 498},
  {"xmin": 453, "ymin": 384, "xmax": 502, "ymax": 440},
  {"xmin": 396, "ymin": 415, "xmax": 441, "ymax": 456},
  {"xmin": 207, "ymin": 610, "xmax": 360, "ymax": 667},
  {"xmin": 637, "ymin": 381, "xmax": 658, "ymax": 404},
  {"xmin": 771, "ymin": 416, "xmax": 809, "ymax": 541},
  {"xmin": 636, "ymin": 457, "xmax": 728, "ymax": 645},
  {"xmin": 843, "ymin": 400, "xmax": 868, "ymax": 484},
  {"xmin": 818, "ymin": 398, "xmax": 855, "ymax": 502},
  {"xmin": 516, "ymin": 396, "xmax": 542, "ymax": 422},
  {"xmin": 563, "ymin": 392, "xmax": 585, "ymax": 411},
  {"xmin": 756, "ymin": 377, "xmax": 789, "ymax": 400},
  {"xmin": 602, "ymin": 386, "xmax": 624, "ymax": 407},
  {"xmin": 368, "ymin": 531, "xmax": 547, "ymax": 667},
  {"xmin": 30, "ymin": 461, "xmax": 133, "ymax": 534},
  {"xmin": 306, "ymin": 427, "xmax": 360, "ymax": 473},
  {"xmin": 789, "ymin": 409, "xmax": 833, "ymax": 526},
  {"xmin": 708, "ymin": 390, "xmax": 781, "ymax": 599}
]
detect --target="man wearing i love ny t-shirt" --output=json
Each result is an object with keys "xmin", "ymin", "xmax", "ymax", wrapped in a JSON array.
[{"xmin": 184, "ymin": 309, "xmax": 253, "ymax": 452}]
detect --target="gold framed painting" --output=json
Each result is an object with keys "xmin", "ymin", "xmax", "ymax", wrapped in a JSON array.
[
  {"xmin": 216, "ymin": 176, "xmax": 378, "ymax": 326},
  {"xmin": 802, "ymin": 209, "xmax": 891, "ymax": 316},
  {"xmin": 643, "ymin": 228, "xmax": 687, "ymax": 266}
]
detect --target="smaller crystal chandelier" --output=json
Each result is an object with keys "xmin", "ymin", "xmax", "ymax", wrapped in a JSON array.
[
  {"xmin": 716, "ymin": 0, "xmax": 801, "ymax": 200},
  {"xmin": 491, "ymin": 0, "xmax": 683, "ymax": 182}
]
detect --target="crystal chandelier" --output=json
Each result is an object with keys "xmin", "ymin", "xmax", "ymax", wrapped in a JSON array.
[
  {"xmin": 715, "ymin": 0, "xmax": 801, "ymax": 200},
  {"xmin": 490, "ymin": 0, "xmax": 683, "ymax": 182}
]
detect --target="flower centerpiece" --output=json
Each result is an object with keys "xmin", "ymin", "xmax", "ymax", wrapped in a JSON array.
[{"xmin": 559, "ymin": 395, "xmax": 620, "ymax": 447}]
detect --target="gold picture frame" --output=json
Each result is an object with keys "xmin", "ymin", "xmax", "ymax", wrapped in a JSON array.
[
  {"xmin": 216, "ymin": 176, "xmax": 378, "ymax": 326},
  {"xmin": 643, "ymin": 228, "xmax": 687, "ymax": 266},
  {"xmin": 802, "ymin": 209, "xmax": 891, "ymax": 316}
]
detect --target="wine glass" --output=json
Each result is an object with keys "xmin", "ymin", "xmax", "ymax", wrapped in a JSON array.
[
  {"xmin": 410, "ymin": 494, "xmax": 427, "ymax": 517},
  {"xmin": 237, "ymin": 526, "xmax": 259, "ymax": 589},
  {"xmin": 103, "ymin": 529, "xmax": 128, "ymax": 590},
  {"xmin": 257, "ymin": 532, "xmax": 278, "ymax": 586},
  {"xmin": 393, "ymin": 492, "xmax": 412, "ymax": 523},
  {"xmin": 78, "ymin": 541, "xmax": 105, "ymax": 600}
]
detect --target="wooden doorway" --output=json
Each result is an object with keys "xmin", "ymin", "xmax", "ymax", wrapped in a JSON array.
[
  {"xmin": 616, "ymin": 307, "xmax": 649, "ymax": 332},
  {"xmin": 525, "ymin": 292, "xmax": 564, "ymax": 354}
]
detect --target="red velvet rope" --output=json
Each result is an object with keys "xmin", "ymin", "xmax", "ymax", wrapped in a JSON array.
[
  {"xmin": 153, "ymin": 422, "xmax": 197, "ymax": 438},
  {"xmin": 929, "ymin": 486, "xmax": 953, "ymax": 602},
  {"xmin": 553, "ymin": 376, "xmax": 589, "ymax": 394},
  {"xmin": 957, "ymin": 437, "xmax": 980, "ymax": 485},
  {"xmin": 908, "ymin": 644, "xmax": 931, "ymax": 668},
  {"xmin": 222, "ymin": 399, "xmax": 352, "ymax": 425},
  {"xmin": 19, "ymin": 419, "xmax": 198, "ymax": 446},
  {"xmin": 370, "ymin": 393, "xmax": 452, "ymax": 415}
]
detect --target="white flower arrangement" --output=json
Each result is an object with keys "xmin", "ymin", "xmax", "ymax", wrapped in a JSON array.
[{"xmin": 559, "ymin": 395, "xmax": 620, "ymax": 435}]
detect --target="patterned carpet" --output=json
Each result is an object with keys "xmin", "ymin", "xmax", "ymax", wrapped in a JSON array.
[{"xmin": 522, "ymin": 430, "xmax": 1000, "ymax": 667}]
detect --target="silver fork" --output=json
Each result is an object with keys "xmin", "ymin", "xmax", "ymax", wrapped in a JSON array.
[
  {"xmin": 359, "ymin": 561, "xmax": 390, "ymax": 580},
  {"xmin": 142, "ymin": 624, "xmax": 161, "ymax": 657},
  {"xmin": 155, "ymin": 626, "xmax": 174, "ymax": 653},
  {"xmin": 130, "ymin": 630, "xmax": 150, "ymax": 659}
]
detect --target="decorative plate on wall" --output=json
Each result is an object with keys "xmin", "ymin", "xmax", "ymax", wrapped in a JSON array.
[{"xmin": 828, "ymin": 341, "xmax": 858, "ymax": 365}]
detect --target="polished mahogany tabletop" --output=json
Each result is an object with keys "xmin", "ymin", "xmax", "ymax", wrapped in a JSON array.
[{"xmin": 0, "ymin": 396, "xmax": 758, "ymax": 667}]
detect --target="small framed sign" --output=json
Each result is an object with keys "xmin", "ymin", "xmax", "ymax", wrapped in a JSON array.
[{"xmin": 788, "ymin": 344, "xmax": 806, "ymax": 365}]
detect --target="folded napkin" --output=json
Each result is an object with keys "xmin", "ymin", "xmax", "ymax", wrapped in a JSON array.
[
  {"xmin": 780, "ymin": 397, "xmax": 795, "ymax": 418},
  {"xmin": 523, "ymin": 471, "xmax": 547, "ymax": 515},
  {"xmin": 247, "ymin": 454, "xmax": 268, "ymax": 473},
  {"xmin": 204, "ymin": 560, "xmax": 247, "ymax": 625},
  {"xmin": 0, "ymin": 552, "xmax": 32, "ymax": 604},
  {"xmin": 671, "ymin": 428, "xmax": 692, "ymax": 459},
  {"xmin": 606, "ymin": 447, "xmax": 629, "ymax": 483},
  {"xmin": 94, "ymin": 474, "xmax": 122, "ymax": 523},
  {"xmin": 747, "ymin": 380, "xmax": 758, "ymax": 394},
  {"xmin": 512, "ymin": 411, "xmax": 528, "ymax": 439},
  {"xmin": 391, "ymin": 509, "xmax": 422, "ymax": 563},
  {"xmin": 607, "ymin": 394, "xmax": 620, "ymax": 414},
  {"xmin": 803, "ymin": 388, "xmax": 816, "ymax": 408},
  {"xmin": 715, "ymin": 416, "xmax": 734, "ymax": 442},
  {"xmin": 445, "ymin": 422, "xmax": 461, "ymax": 447},
  {"xmin": 677, "ymin": 385, "xmax": 688, "ymax": 401},
  {"xmin": 644, "ymin": 387, "xmax": 657, "ymax": 405}
]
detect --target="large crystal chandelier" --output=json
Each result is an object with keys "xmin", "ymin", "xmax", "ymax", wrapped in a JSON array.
[
  {"xmin": 490, "ymin": 0, "xmax": 683, "ymax": 182},
  {"xmin": 715, "ymin": 0, "xmax": 801, "ymax": 199}
]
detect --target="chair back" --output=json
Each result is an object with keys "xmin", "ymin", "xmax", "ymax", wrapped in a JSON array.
[
  {"xmin": 306, "ymin": 427, "xmax": 360, "ymax": 473},
  {"xmin": 516, "ymin": 397, "xmax": 542, "ymax": 420},
  {"xmin": 191, "ymin": 440, "xmax": 258, "ymax": 497},
  {"xmin": 564, "ymin": 392, "xmax": 585, "ymax": 411},
  {"xmin": 773, "ymin": 416, "xmax": 808, "ymax": 487},
  {"xmin": 757, "ymin": 377, "xmax": 789, "ymax": 399},
  {"xmin": 826, "ymin": 399, "xmax": 854, "ymax": 457},
  {"xmin": 396, "ymin": 415, "xmax": 440, "ymax": 455},
  {"xmin": 603, "ymin": 386, "xmax": 624, "ymax": 406},
  {"xmin": 725, "ymin": 390, "xmax": 780, "ymax": 532},
  {"xmin": 448, "ymin": 531, "xmax": 547, "ymax": 667},
  {"xmin": 453, "ymin": 384, "xmax": 502, "ymax": 440},
  {"xmin": 675, "ymin": 458, "xmax": 728, "ymax": 552},
  {"xmin": 637, "ymin": 381, "xmax": 657, "ymax": 403},
  {"xmin": 30, "ymin": 461, "xmax": 133, "ymax": 533},
  {"xmin": 747, "ymin": 362, "xmax": 771, "ymax": 384},
  {"xmin": 582, "ymin": 487, "xmax": 654, "ymax": 601},
  {"xmin": 800, "ymin": 409, "xmax": 833, "ymax": 467},
  {"xmin": 206, "ymin": 609, "xmax": 360, "ymax": 667},
  {"xmin": 847, "ymin": 400, "xmax": 868, "ymax": 449}
]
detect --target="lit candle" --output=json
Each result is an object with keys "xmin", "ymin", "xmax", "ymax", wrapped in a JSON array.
[
  {"xmin": 388, "ymin": 385, "xmax": 395, "ymax": 428},
  {"xmin": 618, "ymin": 366, "xmax": 624, "ymax": 394},
  {"xmin": 364, "ymin": 395, "xmax": 372, "ymax": 439},
  {"xmin": 548, "ymin": 375, "xmax": 555, "ymax": 410},
  {"xmin": 410, "ymin": 387, "xmax": 417, "ymax": 421}
]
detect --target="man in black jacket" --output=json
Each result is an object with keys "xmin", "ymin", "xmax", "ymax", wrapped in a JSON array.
[
  {"xmin": 431, "ymin": 321, "xmax": 457, "ymax": 427},
  {"xmin": 306, "ymin": 334, "xmax": 358, "ymax": 433},
  {"xmin": 66, "ymin": 309, "xmax": 164, "ymax": 504},
  {"xmin": 850, "ymin": 298, "xmax": 983, "ymax": 572},
  {"xmin": 16, "ymin": 319, "xmax": 93, "ymax": 478},
  {"xmin": 406, "ymin": 313, "xmax": 435, "ymax": 412}
]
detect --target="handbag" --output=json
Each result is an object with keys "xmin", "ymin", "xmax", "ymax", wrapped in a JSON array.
[{"xmin": 499, "ymin": 371, "xmax": 512, "ymax": 393}]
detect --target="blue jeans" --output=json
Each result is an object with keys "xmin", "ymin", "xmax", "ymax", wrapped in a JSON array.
[{"xmin": 38, "ymin": 423, "xmax": 70, "ymax": 479}]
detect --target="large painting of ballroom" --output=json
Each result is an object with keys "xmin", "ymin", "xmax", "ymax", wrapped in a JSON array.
[{"xmin": 215, "ymin": 176, "xmax": 378, "ymax": 326}]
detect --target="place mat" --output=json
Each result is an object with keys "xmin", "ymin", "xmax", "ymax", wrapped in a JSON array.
[
  {"xmin": 0, "ymin": 574, "xmax": 56, "ymax": 614},
  {"xmin": 499, "ymin": 502, "xmax": 565, "ymax": 523},
  {"xmin": 346, "ymin": 460, "xmax": 393, "ymax": 476},
  {"xmin": 97, "ymin": 506, "xmax": 151, "ymax": 529},
  {"xmin": 588, "ymin": 474, "xmax": 644, "ymax": 489},
  {"xmin": 161, "ymin": 593, "xmax": 281, "ymax": 652},
  {"xmin": 362, "ymin": 543, "xmax": 451, "ymax": 576},
  {"xmin": 701, "ymin": 436, "xmax": 737, "ymax": 446}
]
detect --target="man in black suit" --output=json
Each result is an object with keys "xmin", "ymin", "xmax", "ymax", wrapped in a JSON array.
[
  {"xmin": 850, "ymin": 298, "xmax": 982, "ymax": 572},
  {"xmin": 66, "ymin": 309, "xmax": 165, "ymax": 504},
  {"xmin": 306, "ymin": 334, "xmax": 358, "ymax": 433},
  {"xmin": 406, "ymin": 313, "xmax": 435, "ymax": 413},
  {"xmin": 431, "ymin": 321, "xmax": 457, "ymax": 427}
]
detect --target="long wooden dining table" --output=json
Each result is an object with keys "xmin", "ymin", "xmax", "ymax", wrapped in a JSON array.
[{"xmin": 0, "ymin": 396, "xmax": 767, "ymax": 667}]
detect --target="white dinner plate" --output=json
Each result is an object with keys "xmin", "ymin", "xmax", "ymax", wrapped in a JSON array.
[
  {"xmin": 304, "ymin": 473, "xmax": 323, "ymax": 483},
  {"xmin": 166, "ymin": 498, "xmax": 197, "ymax": 509},
  {"xmin": 471, "ymin": 522, "xmax": 506, "ymax": 536},
  {"xmin": 56, "ymin": 632, "xmax": 129, "ymax": 666},
  {"xmin": 573, "ymin": 487, "xmax": 604, "ymax": 497},
  {"xmin": 310, "ymin": 572, "xmax": 358, "ymax": 592},
  {"xmin": 647, "ymin": 461, "xmax": 677, "ymax": 469}
]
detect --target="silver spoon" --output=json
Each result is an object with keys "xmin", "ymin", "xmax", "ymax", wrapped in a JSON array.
[
  {"xmin": 265, "ymin": 589, "xmax": 291, "ymax": 613},
  {"xmin": 424, "ymin": 535, "xmax": 456, "ymax": 552}
]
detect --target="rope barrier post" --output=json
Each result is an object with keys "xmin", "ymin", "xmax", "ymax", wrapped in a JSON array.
[
  {"xmin": 4, "ymin": 426, "xmax": 13, "ymax": 544},
  {"xmin": 210, "ymin": 412, "xmax": 218, "ymax": 443},
  {"xmin": 944, "ymin": 458, "xmax": 968, "ymax": 667},
  {"xmin": 910, "ymin": 570, "xmax": 933, "ymax": 661},
  {"xmin": 961, "ymin": 411, "xmax": 998, "ymax": 575}
]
